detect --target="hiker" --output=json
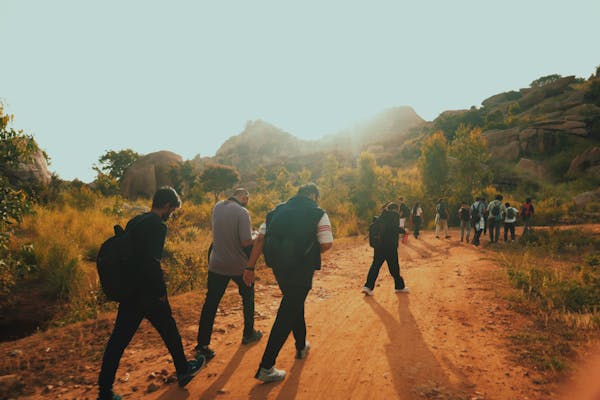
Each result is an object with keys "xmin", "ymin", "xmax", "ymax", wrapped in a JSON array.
[
  {"xmin": 471, "ymin": 197, "xmax": 486, "ymax": 246},
  {"xmin": 458, "ymin": 201, "xmax": 471, "ymax": 243},
  {"xmin": 361, "ymin": 202, "xmax": 409, "ymax": 296},
  {"xmin": 411, "ymin": 202, "xmax": 423, "ymax": 239},
  {"xmin": 98, "ymin": 187, "xmax": 203, "ymax": 400},
  {"xmin": 521, "ymin": 197, "xmax": 535, "ymax": 235},
  {"xmin": 504, "ymin": 202, "xmax": 519, "ymax": 242},
  {"xmin": 435, "ymin": 198, "xmax": 450, "ymax": 239},
  {"xmin": 481, "ymin": 197, "xmax": 488, "ymax": 236},
  {"xmin": 195, "ymin": 188, "xmax": 262, "ymax": 362},
  {"xmin": 487, "ymin": 194, "xmax": 507, "ymax": 243},
  {"xmin": 398, "ymin": 197, "xmax": 411, "ymax": 234},
  {"xmin": 245, "ymin": 183, "xmax": 333, "ymax": 382}
]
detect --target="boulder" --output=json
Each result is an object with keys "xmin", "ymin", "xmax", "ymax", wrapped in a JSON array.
[
  {"xmin": 0, "ymin": 147, "xmax": 51, "ymax": 187},
  {"xmin": 573, "ymin": 190, "xmax": 600, "ymax": 208},
  {"xmin": 484, "ymin": 127, "xmax": 520, "ymax": 148},
  {"xmin": 120, "ymin": 151, "xmax": 183, "ymax": 199},
  {"xmin": 516, "ymin": 158, "xmax": 548, "ymax": 181},
  {"xmin": 567, "ymin": 147, "xmax": 600, "ymax": 176}
]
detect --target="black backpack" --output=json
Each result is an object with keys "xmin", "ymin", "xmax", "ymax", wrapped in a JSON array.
[
  {"xmin": 471, "ymin": 204, "xmax": 481, "ymax": 222},
  {"xmin": 459, "ymin": 207, "xmax": 470, "ymax": 221},
  {"xmin": 368, "ymin": 216, "xmax": 385, "ymax": 248},
  {"xmin": 96, "ymin": 224, "xmax": 135, "ymax": 302},
  {"xmin": 491, "ymin": 203, "xmax": 501, "ymax": 218},
  {"xmin": 506, "ymin": 207, "xmax": 515, "ymax": 219}
]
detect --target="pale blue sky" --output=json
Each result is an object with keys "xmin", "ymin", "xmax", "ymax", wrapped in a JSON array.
[{"xmin": 1, "ymin": 1, "xmax": 598, "ymax": 182}]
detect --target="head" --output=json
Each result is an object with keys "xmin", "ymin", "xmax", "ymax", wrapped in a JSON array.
[
  {"xmin": 495, "ymin": 194, "xmax": 503, "ymax": 201},
  {"xmin": 296, "ymin": 183, "xmax": 320, "ymax": 202},
  {"xmin": 438, "ymin": 198, "xmax": 444, "ymax": 204},
  {"xmin": 387, "ymin": 202, "xmax": 399, "ymax": 212},
  {"xmin": 505, "ymin": 202, "xmax": 510, "ymax": 208},
  {"xmin": 152, "ymin": 186, "xmax": 181, "ymax": 221},
  {"xmin": 399, "ymin": 197, "xmax": 404, "ymax": 204},
  {"xmin": 526, "ymin": 197, "xmax": 531, "ymax": 203},
  {"xmin": 414, "ymin": 201, "xmax": 420, "ymax": 208},
  {"xmin": 232, "ymin": 188, "xmax": 249, "ymax": 207}
]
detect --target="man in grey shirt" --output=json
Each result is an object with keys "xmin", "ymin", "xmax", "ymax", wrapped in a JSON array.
[{"xmin": 195, "ymin": 188, "xmax": 262, "ymax": 362}]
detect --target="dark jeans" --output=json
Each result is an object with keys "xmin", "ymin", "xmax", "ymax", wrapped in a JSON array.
[
  {"xmin": 260, "ymin": 285, "xmax": 310, "ymax": 369},
  {"xmin": 197, "ymin": 270, "xmax": 255, "ymax": 347},
  {"xmin": 504, "ymin": 222, "xmax": 516, "ymax": 241},
  {"xmin": 98, "ymin": 296, "xmax": 187, "ymax": 395},
  {"xmin": 364, "ymin": 247, "xmax": 405, "ymax": 290},
  {"xmin": 412, "ymin": 216, "xmax": 421, "ymax": 238},
  {"xmin": 473, "ymin": 228, "xmax": 482, "ymax": 246},
  {"xmin": 488, "ymin": 219, "xmax": 501, "ymax": 243}
]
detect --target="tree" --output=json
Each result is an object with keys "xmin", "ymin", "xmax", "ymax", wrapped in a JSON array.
[
  {"xmin": 351, "ymin": 152, "xmax": 378, "ymax": 222},
  {"xmin": 530, "ymin": 74, "xmax": 562, "ymax": 88},
  {"xmin": 418, "ymin": 131, "xmax": 449, "ymax": 202},
  {"xmin": 200, "ymin": 164, "xmax": 240, "ymax": 203},
  {"xmin": 93, "ymin": 149, "xmax": 140, "ymax": 195}
]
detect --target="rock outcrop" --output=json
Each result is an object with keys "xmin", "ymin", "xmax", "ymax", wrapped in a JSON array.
[
  {"xmin": 120, "ymin": 151, "xmax": 183, "ymax": 199},
  {"xmin": 1, "ymin": 147, "xmax": 51, "ymax": 187},
  {"xmin": 568, "ymin": 147, "xmax": 600, "ymax": 178}
]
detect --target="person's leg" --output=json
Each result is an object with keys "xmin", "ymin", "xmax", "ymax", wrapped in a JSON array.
[
  {"xmin": 232, "ymin": 274, "xmax": 255, "ymax": 338},
  {"xmin": 466, "ymin": 223, "xmax": 471, "ymax": 243},
  {"xmin": 290, "ymin": 287, "xmax": 310, "ymax": 351},
  {"xmin": 460, "ymin": 221, "xmax": 465, "ymax": 241},
  {"xmin": 144, "ymin": 297, "xmax": 189, "ymax": 374},
  {"xmin": 98, "ymin": 301, "xmax": 143, "ymax": 397},
  {"xmin": 197, "ymin": 271, "xmax": 230, "ymax": 348},
  {"xmin": 385, "ymin": 249, "xmax": 405, "ymax": 290},
  {"xmin": 443, "ymin": 219, "xmax": 449, "ymax": 237},
  {"xmin": 364, "ymin": 249, "xmax": 386, "ymax": 290},
  {"xmin": 488, "ymin": 220, "xmax": 495, "ymax": 242},
  {"xmin": 504, "ymin": 223, "xmax": 509, "ymax": 242},
  {"xmin": 495, "ymin": 222, "xmax": 501, "ymax": 243},
  {"xmin": 510, "ymin": 223, "xmax": 516, "ymax": 241},
  {"xmin": 435, "ymin": 218, "xmax": 440, "ymax": 237}
]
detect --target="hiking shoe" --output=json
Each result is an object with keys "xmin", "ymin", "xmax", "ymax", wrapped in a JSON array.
[
  {"xmin": 255, "ymin": 366, "xmax": 286, "ymax": 382},
  {"xmin": 445, "ymin": 236, "xmax": 451, "ymax": 239},
  {"xmin": 361, "ymin": 286, "xmax": 374, "ymax": 296},
  {"xmin": 395, "ymin": 287, "xmax": 410, "ymax": 293},
  {"xmin": 242, "ymin": 330, "xmax": 263, "ymax": 345},
  {"xmin": 97, "ymin": 392, "xmax": 122, "ymax": 400},
  {"xmin": 177, "ymin": 358, "xmax": 205, "ymax": 387},
  {"xmin": 195, "ymin": 345, "xmax": 216, "ymax": 362},
  {"xmin": 296, "ymin": 341, "xmax": 310, "ymax": 359}
]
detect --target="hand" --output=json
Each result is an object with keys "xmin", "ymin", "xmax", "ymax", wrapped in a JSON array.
[{"xmin": 243, "ymin": 269, "xmax": 255, "ymax": 287}]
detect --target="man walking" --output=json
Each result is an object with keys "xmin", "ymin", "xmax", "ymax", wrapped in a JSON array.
[
  {"xmin": 245, "ymin": 183, "xmax": 333, "ymax": 382},
  {"xmin": 361, "ymin": 202, "xmax": 409, "ymax": 296},
  {"xmin": 487, "ymin": 195, "xmax": 507, "ymax": 243},
  {"xmin": 195, "ymin": 188, "xmax": 262, "ymax": 362},
  {"xmin": 435, "ymin": 198, "xmax": 450, "ymax": 239},
  {"xmin": 504, "ymin": 202, "xmax": 519, "ymax": 242},
  {"xmin": 521, "ymin": 197, "xmax": 535, "ymax": 235},
  {"xmin": 458, "ymin": 201, "xmax": 471, "ymax": 243},
  {"xmin": 471, "ymin": 197, "xmax": 486, "ymax": 246},
  {"xmin": 98, "ymin": 187, "xmax": 203, "ymax": 400}
]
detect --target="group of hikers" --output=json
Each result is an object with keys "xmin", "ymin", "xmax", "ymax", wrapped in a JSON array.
[
  {"xmin": 96, "ymin": 185, "xmax": 535, "ymax": 400},
  {"xmin": 97, "ymin": 184, "xmax": 333, "ymax": 400}
]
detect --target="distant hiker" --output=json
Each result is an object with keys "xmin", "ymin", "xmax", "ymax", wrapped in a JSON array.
[
  {"xmin": 361, "ymin": 202, "xmax": 409, "ymax": 296},
  {"xmin": 435, "ymin": 198, "xmax": 450, "ymax": 239},
  {"xmin": 481, "ymin": 197, "xmax": 488, "ymax": 236},
  {"xmin": 411, "ymin": 202, "xmax": 423, "ymax": 239},
  {"xmin": 245, "ymin": 183, "xmax": 333, "ymax": 383},
  {"xmin": 98, "ymin": 188, "xmax": 203, "ymax": 400},
  {"xmin": 487, "ymin": 194, "xmax": 507, "ymax": 243},
  {"xmin": 504, "ymin": 202, "xmax": 519, "ymax": 242},
  {"xmin": 398, "ymin": 197, "xmax": 411, "ymax": 243},
  {"xmin": 458, "ymin": 201, "xmax": 471, "ymax": 243},
  {"xmin": 521, "ymin": 198, "xmax": 535, "ymax": 235},
  {"xmin": 471, "ymin": 197, "xmax": 486, "ymax": 246},
  {"xmin": 195, "ymin": 188, "xmax": 262, "ymax": 363}
]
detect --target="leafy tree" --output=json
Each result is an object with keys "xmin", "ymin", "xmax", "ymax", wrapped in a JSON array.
[
  {"xmin": 200, "ymin": 163, "xmax": 240, "ymax": 203},
  {"xmin": 170, "ymin": 160, "xmax": 204, "ymax": 202},
  {"xmin": 448, "ymin": 125, "xmax": 493, "ymax": 203},
  {"xmin": 272, "ymin": 167, "xmax": 292, "ymax": 201},
  {"xmin": 351, "ymin": 152, "xmax": 378, "ymax": 221},
  {"xmin": 584, "ymin": 80, "xmax": 600, "ymax": 106},
  {"xmin": 92, "ymin": 149, "xmax": 139, "ymax": 195},
  {"xmin": 530, "ymin": 74, "xmax": 562, "ymax": 88},
  {"xmin": 418, "ymin": 131, "xmax": 449, "ymax": 202}
]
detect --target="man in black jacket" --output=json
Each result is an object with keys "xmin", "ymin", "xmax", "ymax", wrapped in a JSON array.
[
  {"xmin": 244, "ymin": 183, "xmax": 333, "ymax": 382},
  {"xmin": 97, "ymin": 187, "xmax": 204, "ymax": 400},
  {"xmin": 361, "ymin": 203, "xmax": 408, "ymax": 296}
]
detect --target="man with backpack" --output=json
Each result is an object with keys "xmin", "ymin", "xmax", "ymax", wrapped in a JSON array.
[
  {"xmin": 398, "ymin": 197, "xmax": 411, "ymax": 238},
  {"xmin": 243, "ymin": 183, "xmax": 333, "ymax": 383},
  {"xmin": 361, "ymin": 202, "xmax": 408, "ymax": 296},
  {"xmin": 458, "ymin": 201, "xmax": 471, "ymax": 243},
  {"xmin": 521, "ymin": 197, "xmax": 535, "ymax": 235},
  {"xmin": 97, "ymin": 187, "xmax": 204, "ymax": 400},
  {"xmin": 504, "ymin": 202, "xmax": 519, "ymax": 242},
  {"xmin": 487, "ymin": 194, "xmax": 507, "ymax": 243},
  {"xmin": 435, "ymin": 198, "xmax": 450, "ymax": 239},
  {"xmin": 410, "ymin": 202, "xmax": 423, "ymax": 239},
  {"xmin": 471, "ymin": 197, "xmax": 486, "ymax": 246},
  {"xmin": 195, "ymin": 188, "xmax": 262, "ymax": 363}
]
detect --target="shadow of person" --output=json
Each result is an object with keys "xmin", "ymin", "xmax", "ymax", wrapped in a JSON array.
[
  {"xmin": 198, "ymin": 346, "xmax": 249, "ymax": 399},
  {"xmin": 403, "ymin": 241, "xmax": 432, "ymax": 258},
  {"xmin": 248, "ymin": 375, "xmax": 284, "ymax": 400},
  {"xmin": 156, "ymin": 385, "xmax": 190, "ymax": 400},
  {"xmin": 275, "ymin": 358, "xmax": 307, "ymax": 400},
  {"xmin": 364, "ymin": 296, "xmax": 469, "ymax": 398}
]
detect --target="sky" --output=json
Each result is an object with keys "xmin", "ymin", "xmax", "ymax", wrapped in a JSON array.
[{"xmin": 1, "ymin": 1, "xmax": 598, "ymax": 182}]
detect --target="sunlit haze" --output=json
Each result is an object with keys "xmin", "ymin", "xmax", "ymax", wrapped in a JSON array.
[{"xmin": 1, "ymin": 1, "xmax": 598, "ymax": 181}]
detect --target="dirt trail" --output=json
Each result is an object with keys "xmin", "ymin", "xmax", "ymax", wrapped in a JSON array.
[{"xmin": 14, "ymin": 228, "xmax": 597, "ymax": 399}]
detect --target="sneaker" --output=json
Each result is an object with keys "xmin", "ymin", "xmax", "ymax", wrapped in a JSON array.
[
  {"xmin": 195, "ymin": 345, "xmax": 216, "ymax": 362},
  {"xmin": 177, "ymin": 358, "xmax": 206, "ymax": 387},
  {"xmin": 97, "ymin": 392, "xmax": 122, "ymax": 400},
  {"xmin": 435, "ymin": 236, "xmax": 440, "ymax": 238},
  {"xmin": 445, "ymin": 236, "xmax": 451, "ymax": 239},
  {"xmin": 255, "ymin": 366, "xmax": 286, "ymax": 383},
  {"xmin": 296, "ymin": 341, "xmax": 310, "ymax": 359},
  {"xmin": 361, "ymin": 286, "xmax": 374, "ymax": 296},
  {"xmin": 242, "ymin": 330, "xmax": 263, "ymax": 345},
  {"xmin": 395, "ymin": 287, "xmax": 410, "ymax": 293}
]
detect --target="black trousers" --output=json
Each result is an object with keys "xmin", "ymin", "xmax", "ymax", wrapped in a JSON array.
[
  {"xmin": 98, "ymin": 296, "xmax": 187, "ymax": 394},
  {"xmin": 197, "ymin": 270, "xmax": 255, "ymax": 347},
  {"xmin": 488, "ymin": 219, "xmax": 501, "ymax": 243},
  {"xmin": 504, "ymin": 222, "xmax": 516, "ymax": 241},
  {"xmin": 412, "ymin": 216, "xmax": 422, "ymax": 238},
  {"xmin": 364, "ymin": 247, "xmax": 405, "ymax": 290},
  {"xmin": 260, "ymin": 285, "xmax": 310, "ymax": 369}
]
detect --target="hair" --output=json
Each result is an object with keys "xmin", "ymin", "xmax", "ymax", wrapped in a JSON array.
[
  {"xmin": 505, "ymin": 202, "xmax": 510, "ymax": 207},
  {"xmin": 387, "ymin": 202, "xmax": 399, "ymax": 211},
  {"xmin": 233, "ymin": 188, "xmax": 249, "ymax": 197},
  {"xmin": 438, "ymin": 198, "xmax": 444, "ymax": 203},
  {"xmin": 152, "ymin": 186, "xmax": 181, "ymax": 209},
  {"xmin": 495, "ymin": 194, "xmax": 503, "ymax": 200},
  {"xmin": 412, "ymin": 202, "xmax": 420, "ymax": 213},
  {"xmin": 526, "ymin": 197, "xmax": 532, "ymax": 203},
  {"xmin": 297, "ymin": 182, "xmax": 320, "ymax": 199}
]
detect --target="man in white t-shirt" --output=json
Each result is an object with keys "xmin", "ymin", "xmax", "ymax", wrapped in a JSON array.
[
  {"xmin": 503, "ymin": 202, "xmax": 519, "ymax": 242},
  {"xmin": 244, "ymin": 183, "xmax": 333, "ymax": 383}
]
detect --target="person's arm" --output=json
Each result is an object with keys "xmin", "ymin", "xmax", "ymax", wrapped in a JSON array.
[
  {"xmin": 144, "ymin": 221, "xmax": 168, "ymax": 299},
  {"xmin": 239, "ymin": 210, "xmax": 254, "ymax": 248},
  {"xmin": 317, "ymin": 213, "xmax": 333, "ymax": 253},
  {"xmin": 243, "ymin": 222, "xmax": 266, "ymax": 287}
]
